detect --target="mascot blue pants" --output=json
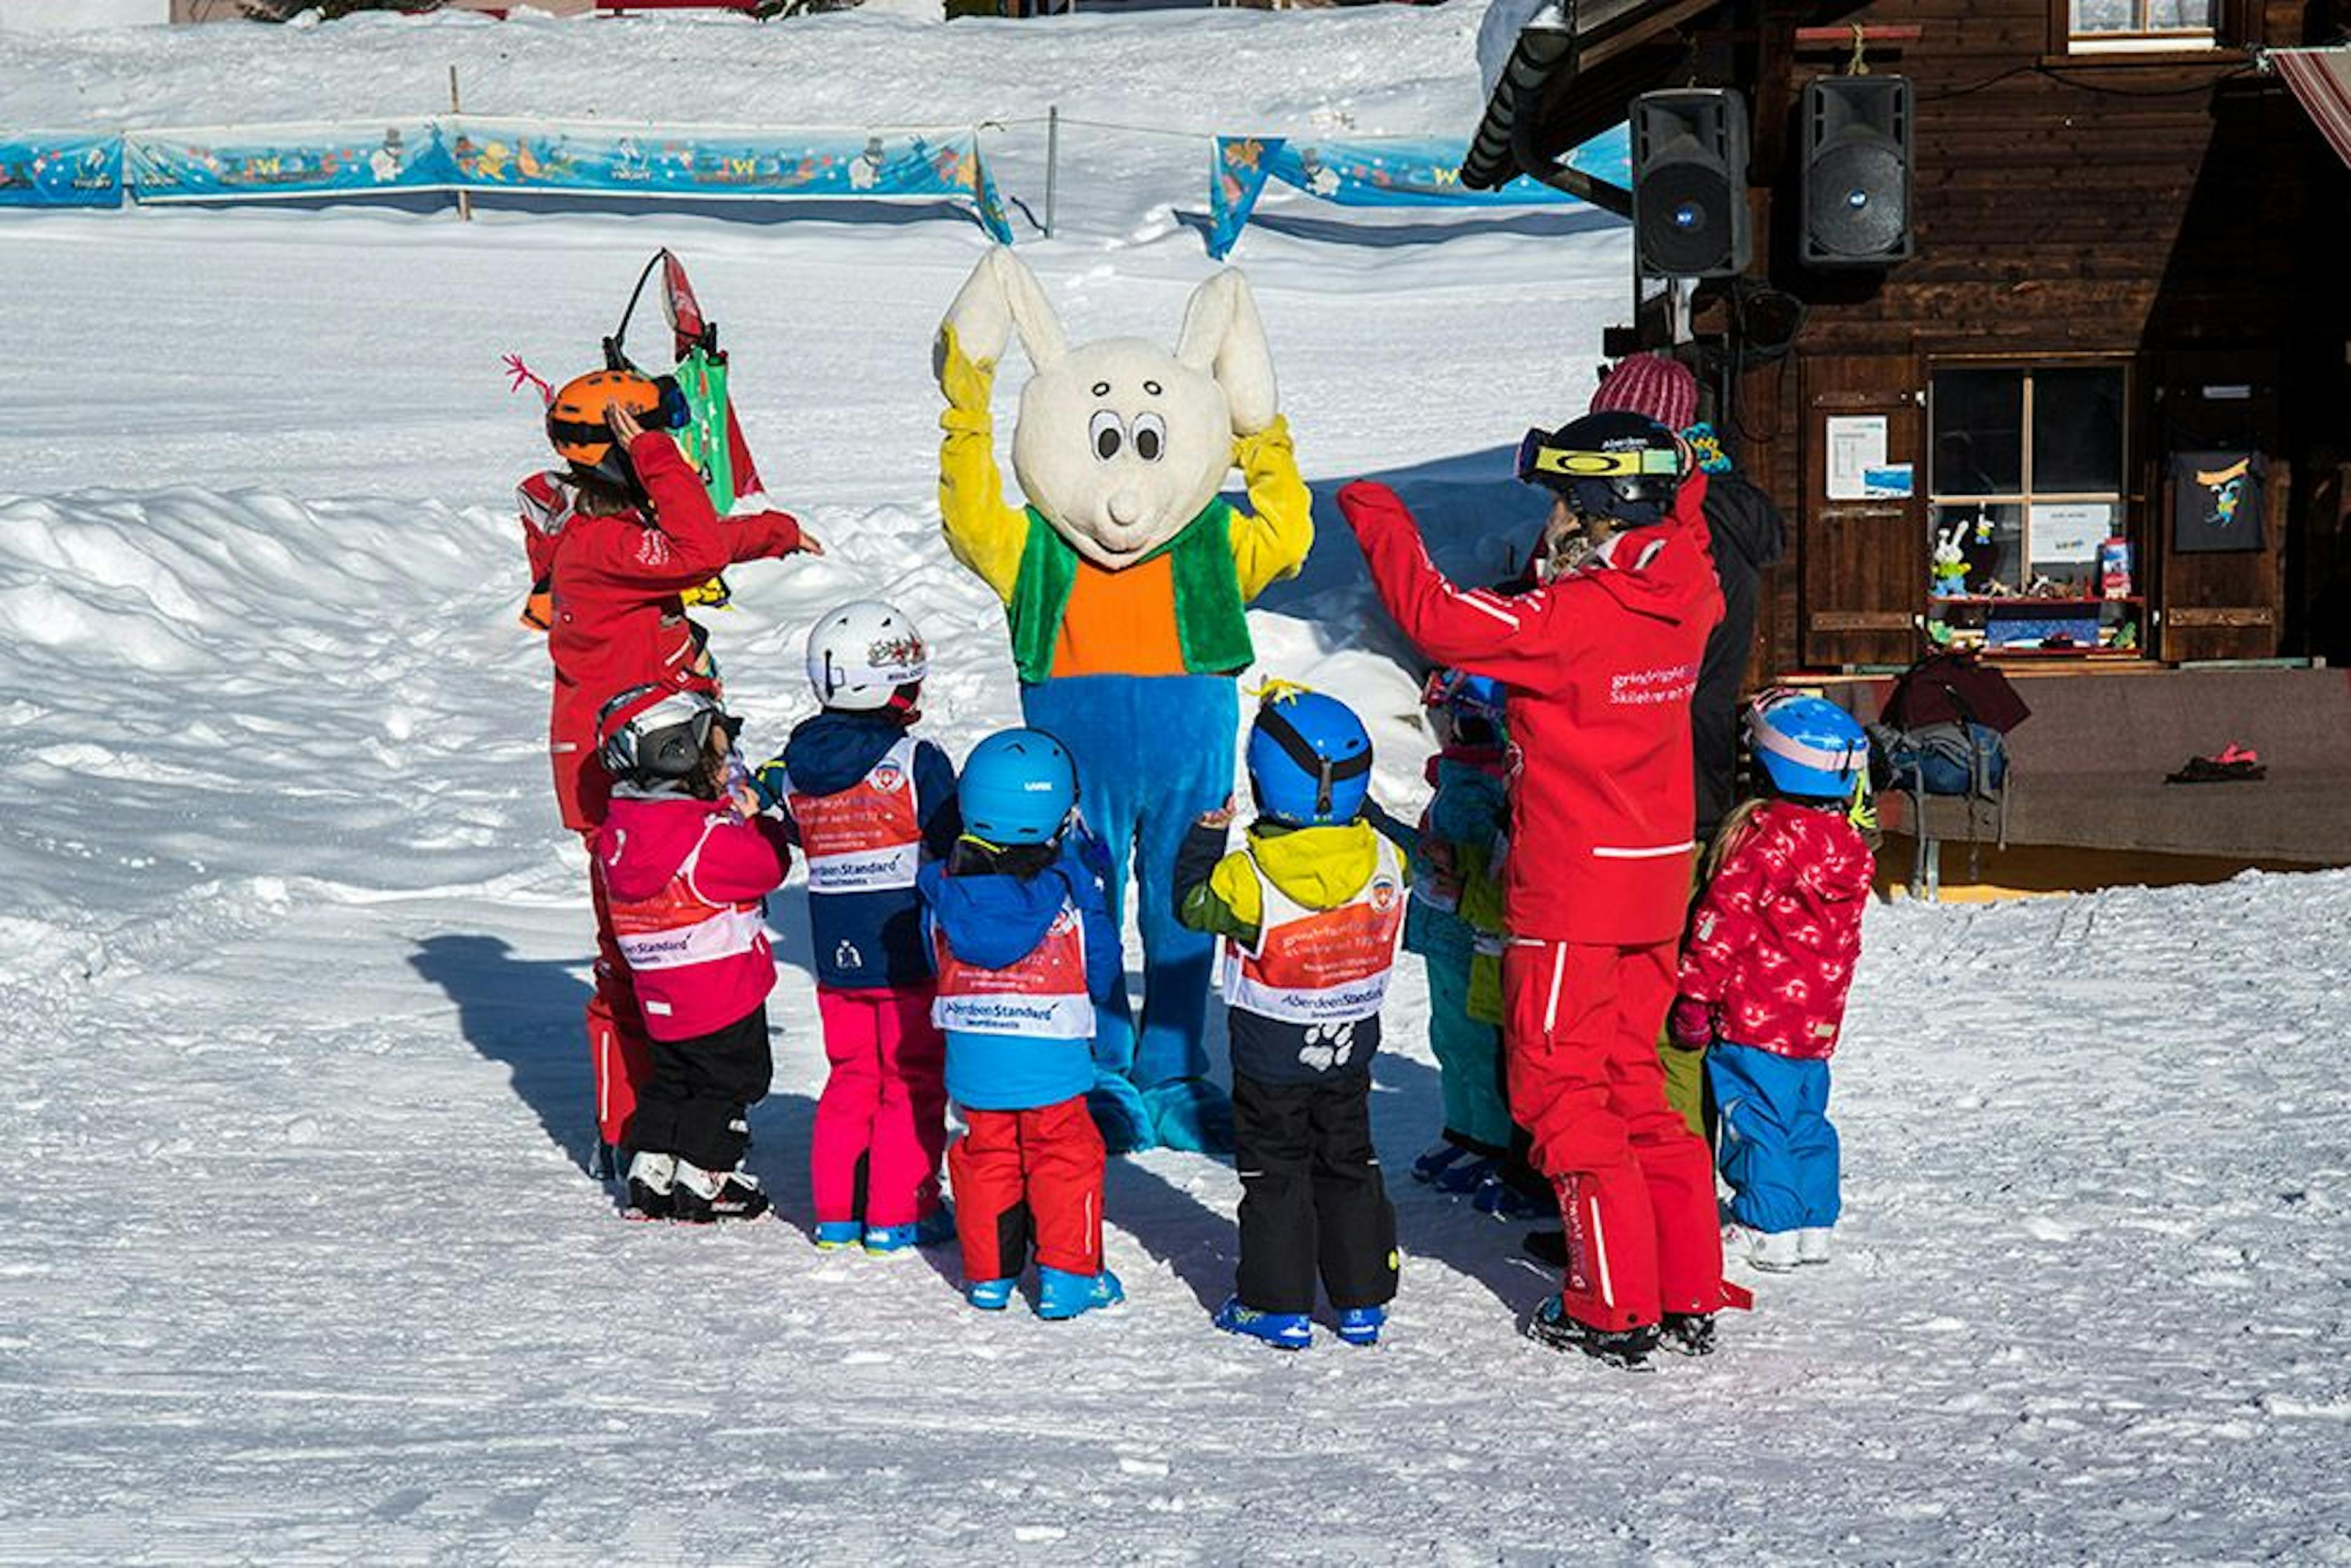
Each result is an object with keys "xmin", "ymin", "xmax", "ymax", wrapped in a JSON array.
[{"xmin": 1024, "ymin": 672, "xmax": 1236, "ymax": 1154}]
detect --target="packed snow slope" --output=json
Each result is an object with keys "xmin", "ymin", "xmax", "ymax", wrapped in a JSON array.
[{"xmin": 2, "ymin": 9, "xmax": 2348, "ymax": 1565}]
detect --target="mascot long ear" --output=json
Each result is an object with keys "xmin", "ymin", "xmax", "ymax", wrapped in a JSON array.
[
  {"xmin": 1176, "ymin": 269, "xmax": 1277, "ymax": 435},
  {"xmin": 936, "ymin": 247, "xmax": 1067, "ymax": 381}
]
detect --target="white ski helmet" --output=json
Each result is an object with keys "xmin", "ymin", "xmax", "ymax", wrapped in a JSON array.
[{"xmin": 806, "ymin": 599, "xmax": 928, "ymax": 711}]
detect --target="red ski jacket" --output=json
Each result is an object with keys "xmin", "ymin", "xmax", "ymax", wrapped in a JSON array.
[
  {"xmin": 1676, "ymin": 800, "xmax": 1873, "ymax": 1059},
  {"xmin": 1340, "ymin": 475, "xmax": 1723, "ymax": 945},
  {"xmin": 595, "ymin": 788, "xmax": 792, "ymax": 1041},
  {"xmin": 520, "ymin": 433, "xmax": 804, "ymax": 831}
]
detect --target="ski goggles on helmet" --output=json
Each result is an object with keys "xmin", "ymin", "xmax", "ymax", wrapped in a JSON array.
[{"xmin": 1515, "ymin": 428, "xmax": 1682, "ymax": 485}]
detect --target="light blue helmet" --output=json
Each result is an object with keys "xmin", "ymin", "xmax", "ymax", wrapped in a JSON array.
[
  {"xmin": 1247, "ymin": 688, "xmax": 1373, "ymax": 827},
  {"xmin": 1747, "ymin": 691, "xmax": 1867, "ymax": 800},
  {"xmin": 959, "ymin": 728, "xmax": 1076, "ymax": 846}
]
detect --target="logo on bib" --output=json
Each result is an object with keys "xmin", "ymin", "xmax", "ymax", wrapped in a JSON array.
[
  {"xmin": 870, "ymin": 760, "xmax": 907, "ymax": 793},
  {"xmin": 1368, "ymin": 876, "xmax": 1401, "ymax": 913}
]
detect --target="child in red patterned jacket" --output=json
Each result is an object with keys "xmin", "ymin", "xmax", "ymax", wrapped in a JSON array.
[{"xmin": 1671, "ymin": 692, "xmax": 1875, "ymax": 1272}]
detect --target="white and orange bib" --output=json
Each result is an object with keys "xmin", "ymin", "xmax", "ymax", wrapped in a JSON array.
[
  {"xmin": 1220, "ymin": 840, "xmax": 1406, "ymax": 1025},
  {"xmin": 931, "ymin": 899, "xmax": 1095, "ymax": 1040},
  {"xmin": 789, "ymin": 736, "xmax": 924, "ymax": 895}
]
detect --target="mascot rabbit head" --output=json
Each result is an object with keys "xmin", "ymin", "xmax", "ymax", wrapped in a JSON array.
[{"xmin": 939, "ymin": 248, "xmax": 1278, "ymax": 571}]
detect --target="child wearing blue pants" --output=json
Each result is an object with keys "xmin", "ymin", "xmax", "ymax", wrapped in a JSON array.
[{"xmin": 1670, "ymin": 692, "xmax": 1875, "ymax": 1272}]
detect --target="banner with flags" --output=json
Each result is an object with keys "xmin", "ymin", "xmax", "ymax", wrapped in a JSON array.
[{"xmin": 1207, "ymin": 125, "xmax": 1630, "ymax": 258}]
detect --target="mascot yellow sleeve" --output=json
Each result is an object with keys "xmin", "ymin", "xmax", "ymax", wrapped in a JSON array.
[
  {"xmin": 936, "ymin": 323, "xmax": 1028, "ymax": 605},
  {"xmin": 1228, "ymin": 413, "xmax": 1312, "ymax": 604}
]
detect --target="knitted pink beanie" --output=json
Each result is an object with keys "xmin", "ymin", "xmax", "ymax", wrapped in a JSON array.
[{"xmin": 1589, "ymin": 353, "xmax": 1698, "ymax": 432}]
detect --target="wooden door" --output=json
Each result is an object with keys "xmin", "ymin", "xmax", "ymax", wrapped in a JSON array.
[
  {"xmin": 2149, "ymin": 350, "xmax": 2284, "ymax": 662},
  {"xmin": 1799, "ymin": 353, "xmax": 1925, "ymax": 669}
]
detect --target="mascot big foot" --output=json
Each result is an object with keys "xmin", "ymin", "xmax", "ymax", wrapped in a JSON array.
[{"xmin": 933, "ymin": 249, "xmax": 1313, "ymax": 1155}]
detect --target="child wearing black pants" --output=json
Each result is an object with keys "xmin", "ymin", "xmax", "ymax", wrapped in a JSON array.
[{"xmin": 1175, "ymin": 686, "xmax": 1406, "ymax": 1349}]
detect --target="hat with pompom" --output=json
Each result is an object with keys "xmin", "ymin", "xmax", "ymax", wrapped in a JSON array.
[{"xmin": 1589, "ymin": 353, "xmax": 1698, "ymax": 434}]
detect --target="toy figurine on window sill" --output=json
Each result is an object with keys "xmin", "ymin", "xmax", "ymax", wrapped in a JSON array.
[{"xmin": 1930, "ymin": 522, "xmax": 1968, "ymax": 599}]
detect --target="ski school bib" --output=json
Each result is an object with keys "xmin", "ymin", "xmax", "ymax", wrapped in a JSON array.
[
  {"xmin": 931, "ymin": 900, "xmax": 1094, "ymax": 1040},
  {"xmin": 606, "ymin": 816, "xmax": 769, "ymax": 977},
  {"xmin": 788, "ymin": 737, "xmax": 923, "ymax": 895},
  {"xmin": 1220, "ymin": 840, "xmax": 1407, "ymax": 1026}
]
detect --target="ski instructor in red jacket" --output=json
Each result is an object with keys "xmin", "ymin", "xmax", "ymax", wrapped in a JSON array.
[
  {"xmin": 518, "ymin": 369, "xmax": 819, "ymax": 1179},
  {"xmin": 1338, "ymin": 409, "xmax": 1738, "ymax": 1368}
]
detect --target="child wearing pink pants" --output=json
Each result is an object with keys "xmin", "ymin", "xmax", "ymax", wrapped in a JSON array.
[{"xmin": 753, "ymin": 601, "xmax": 962, "ymax": 1255}]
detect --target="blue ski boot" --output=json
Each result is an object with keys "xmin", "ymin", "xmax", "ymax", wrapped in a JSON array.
[
  {"xmin": 1035, "ymin": 1267, "xmax": 1123, "ymax": 1321},
  {"xmin": 966, "ymin": 1278, "xmax": 1016, "ymax": 1312},
  {"xmin": 862, "ymin": 1206, "xmax": 956, "ymax": 1257},
  {"xmin": 1472, "ymin": 1172, "xmax": 1553, "ymax": 1221},
  {"xmin": 1213, "ymin": 1295, "xmax": 1311, "ymax": 1351},
  {"xmin": 812, "ymin": 1220, "xmax": 862, "ymax": 1252},
  {"xmin": 1335, "ymin": 1305, "xmax": 1387, "ymax": 1347},
  {"xmin": 1411, "ymin": 1142, "xmax": 1493, "ymax": 1196}
]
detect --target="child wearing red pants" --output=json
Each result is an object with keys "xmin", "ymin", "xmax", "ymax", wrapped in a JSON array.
[
  {"xmin": 755, "ymin": 601, "xmax": 960, "ymax": 1256},
  {"xmin": 917, "ymin": 729, "xmax": 1125, "ymax": 1319}
]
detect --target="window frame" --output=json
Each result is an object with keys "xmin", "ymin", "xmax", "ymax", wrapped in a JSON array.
[
  {"xmin": 2049, "ymin": 0, "xmax": 2237, "ymax": 54},
  {"xmin": 1925, "ymin": 357, "xmax": 2139, "ymax": 652}
]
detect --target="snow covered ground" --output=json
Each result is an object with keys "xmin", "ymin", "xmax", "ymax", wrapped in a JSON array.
[{"xmin": 2, "ymin": 8, "xmax": 2348, "ymax": 1564}]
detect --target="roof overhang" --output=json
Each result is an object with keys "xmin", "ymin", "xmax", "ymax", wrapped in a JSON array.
[{"xmin": 1461, "ymin": 0, "xmax": 1722, "ymax": 203}]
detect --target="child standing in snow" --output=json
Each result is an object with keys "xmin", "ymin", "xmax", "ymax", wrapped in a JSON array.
[
  {"xmin": 593, "ymin": 681, "xmax": 792, "ymax": 1223},
  {"xmin": 1176, "ymin": 687, "xmax": 1405, "ymax": 1351},
  {"xmin": 918, "ymin": 729, "xmax": 1125, "ymax": 1319},
  {"xmin": 1404, "ymin": 669, "xmax": 1518, "ymax": 1205},
  {"xmin": 753, "ymin": 601, "xmax": 961, "ymax": 1257},
  {"xmin": 1671, "ymin": 691, "xmax": 1875, "ymax": 1272}
]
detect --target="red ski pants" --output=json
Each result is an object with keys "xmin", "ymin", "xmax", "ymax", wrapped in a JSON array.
[
  {"xmin": 948, "ymin": 1095, "xmax": 1105, "ymax": 1284},
  {"xmin": 1504, "ymin": 938, "xmax": 1725, "ymax": 1332},
  {"xmin": 811, "ymin": 985, "xmax": 948, "ymax": 1229},
  {"xmin": 585, "ymin": 832, "xmax": 652, "ymax": 1151}
]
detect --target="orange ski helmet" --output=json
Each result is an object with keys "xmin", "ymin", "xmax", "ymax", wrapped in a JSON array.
[{"xmin": 545, "ymin": 369, "xmax": 666, "ymax": 489}]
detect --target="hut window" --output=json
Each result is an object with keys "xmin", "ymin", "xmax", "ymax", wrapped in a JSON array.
[
  {"xmin": 1930, "ymin": 364, "xmax": 2130, "ymax": 631},
  {"xmin": 2069, "ymin": 0, "xmax": 2218, "ymax": 42}
]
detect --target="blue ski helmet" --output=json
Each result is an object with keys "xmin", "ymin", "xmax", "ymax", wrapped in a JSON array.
[
  {"xmin": 1747, "ymin": 691, "xmax": 1868, "ymax": 800},
  {"xmin": 959, "ymin": 728, "xmax": 1077, "ymax": 846},
  {"xmin": 1247, "ymin": 688, "xmax": 1373, "ymax": 827}
]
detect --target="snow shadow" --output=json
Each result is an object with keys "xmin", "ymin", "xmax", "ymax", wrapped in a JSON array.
[
  {"xmin": 1250, "ymin": 441, "xmax": 1550, "ymax": 655},
  {"xmin": 1176, "ymin": 205, "xmax": 1624, "ymax": 253},
  {"xmin": 410, "ymin": 932, "xmax": 604, "ymax": 1174},
  {"xmin": 1372, "ymin": 1049, "xmax": 1560, "ymax": 1316}
]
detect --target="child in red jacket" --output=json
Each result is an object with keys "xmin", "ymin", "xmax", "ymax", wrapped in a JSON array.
[
  {"xmin": 593, "ymin": 681, "xmax": 793, "ymax": 1223},
  {"xmin": 516, "ymin": 371, "xmax": 819, "ymax": 1182},
  {"xmin": 1671, "ymin": 692, "xmax": 1875, "ymax": 1271}
]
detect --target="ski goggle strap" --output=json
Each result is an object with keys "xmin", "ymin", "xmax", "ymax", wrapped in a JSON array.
[
  {"xmin": 1255, "ymin": 703, "xmax": 1373, "ymax": 820},
  {"xmin": 546, "ymin": 377, "xmax": 692, "ymax": 448},
  {"xmin": 1516, "ymin": 427, "xmax": 1682, "ymax": 483}
]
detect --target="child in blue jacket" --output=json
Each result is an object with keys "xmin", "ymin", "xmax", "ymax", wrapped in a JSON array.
[
  {"xmin": 917, "ymin": 728, "xmax": 1125, "ymax": 1320},
  {"xmin": 756, "ymin": 601, "xmax": 962, "ymax": 1255}
]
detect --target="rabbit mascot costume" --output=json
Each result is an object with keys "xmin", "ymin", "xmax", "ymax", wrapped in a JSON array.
[{"xmin": 934, "ymin": 248, "xmax": 1311, "ymax": 1155}]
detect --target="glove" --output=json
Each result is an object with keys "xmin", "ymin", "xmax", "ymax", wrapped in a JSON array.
[
  {"xmin": 1667, "ymin": 996, "xmax": 1714, "ymax": 1052},
  {"xmin": 1072, "ymin": 825, "xmax": 1114, "ymax": 887},
  {"xmin": 748, "ymin": 757, "xmax": 790, "ymax": 814},
  {"xmin": 936, "ymin": 323, "xmax": 996, "ymax": 413}
]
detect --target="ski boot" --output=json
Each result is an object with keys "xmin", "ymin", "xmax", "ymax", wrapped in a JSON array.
[
  {"xmin": 1472, "ymin": 1173, "xmax": 1552, "ymax": 1221},
  {"xmin": 1521, "ymin": 1229, "xmax": 1567, "ymax": 1267},
  {"xmin": 1798, "ymin": 1226, "xmax": 1834, "ymax": 1266},
  {"xmin": 812, "ymin": 1220, "xmax": 862, "ymax": 1252},
  {"xmin": 1335, "ymin": 1305, "xmax": 1387, "ymax": 1348},
  {"xmin": 1725, "ymin": 1223, "xmax": 1800, "ymax": 1273},
  {"xmin": 1035, "ymin": 1267, "xmax": 1123, "ymax": 1321},
  {"xmin": 1659, "ymin": 1311, "xmax": 1717, "ymax": 1357},
  {"xmin": 624, "ymin": 1151, "xmax": 677, "ymax": 1221},
  {"xmin": 862, "ymin": 1206, "xmax": 956, "ymax": 1258},
  {"xmin": 1411, "ymin": 1142, "xmax": 1493, "ymax": 1195},
  {"xmin": 1213, "ymin": 1296, "xmax": 1311, "ymax": 1351},
  {"xmin": 1526, "ymin": 1298, "xmax": 1659, "ymax": 1371},
  {"xmin": 966, "ymin": 1277, "xmax": 1016, "ymax": 1312},
  {"xmin": 670, "ymin": 1159, "xmax": 770, "ymax": 1224},
  {"xmin": 589, "ymin": 1138, "xmax": 619, "ymax": 1184}
]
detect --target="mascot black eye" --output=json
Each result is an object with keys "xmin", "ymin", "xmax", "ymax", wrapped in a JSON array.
[
  {"xmin": 1132, "ymin": 411, "xmax": 1166, "ymax": 463},
  {"xmin": 1143, "ymin": 380, "xmax": 1162, "ymax": 397},
  {"xmin": 1088, "ymin": 408, "xmax": 1125, "ymax": 461},
  {"xmin": 1092, "ymin": 381, "xmax": 1112, "ymax": 397}
]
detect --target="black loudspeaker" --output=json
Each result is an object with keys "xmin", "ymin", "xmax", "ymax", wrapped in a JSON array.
[
  {"xmin": 1631, "ymin": 88, "xmax": 1752, "ymax": 279},
  {"xmin": 1801, "ymin": 75, "xmax": 1914, "ymax": 267}
]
